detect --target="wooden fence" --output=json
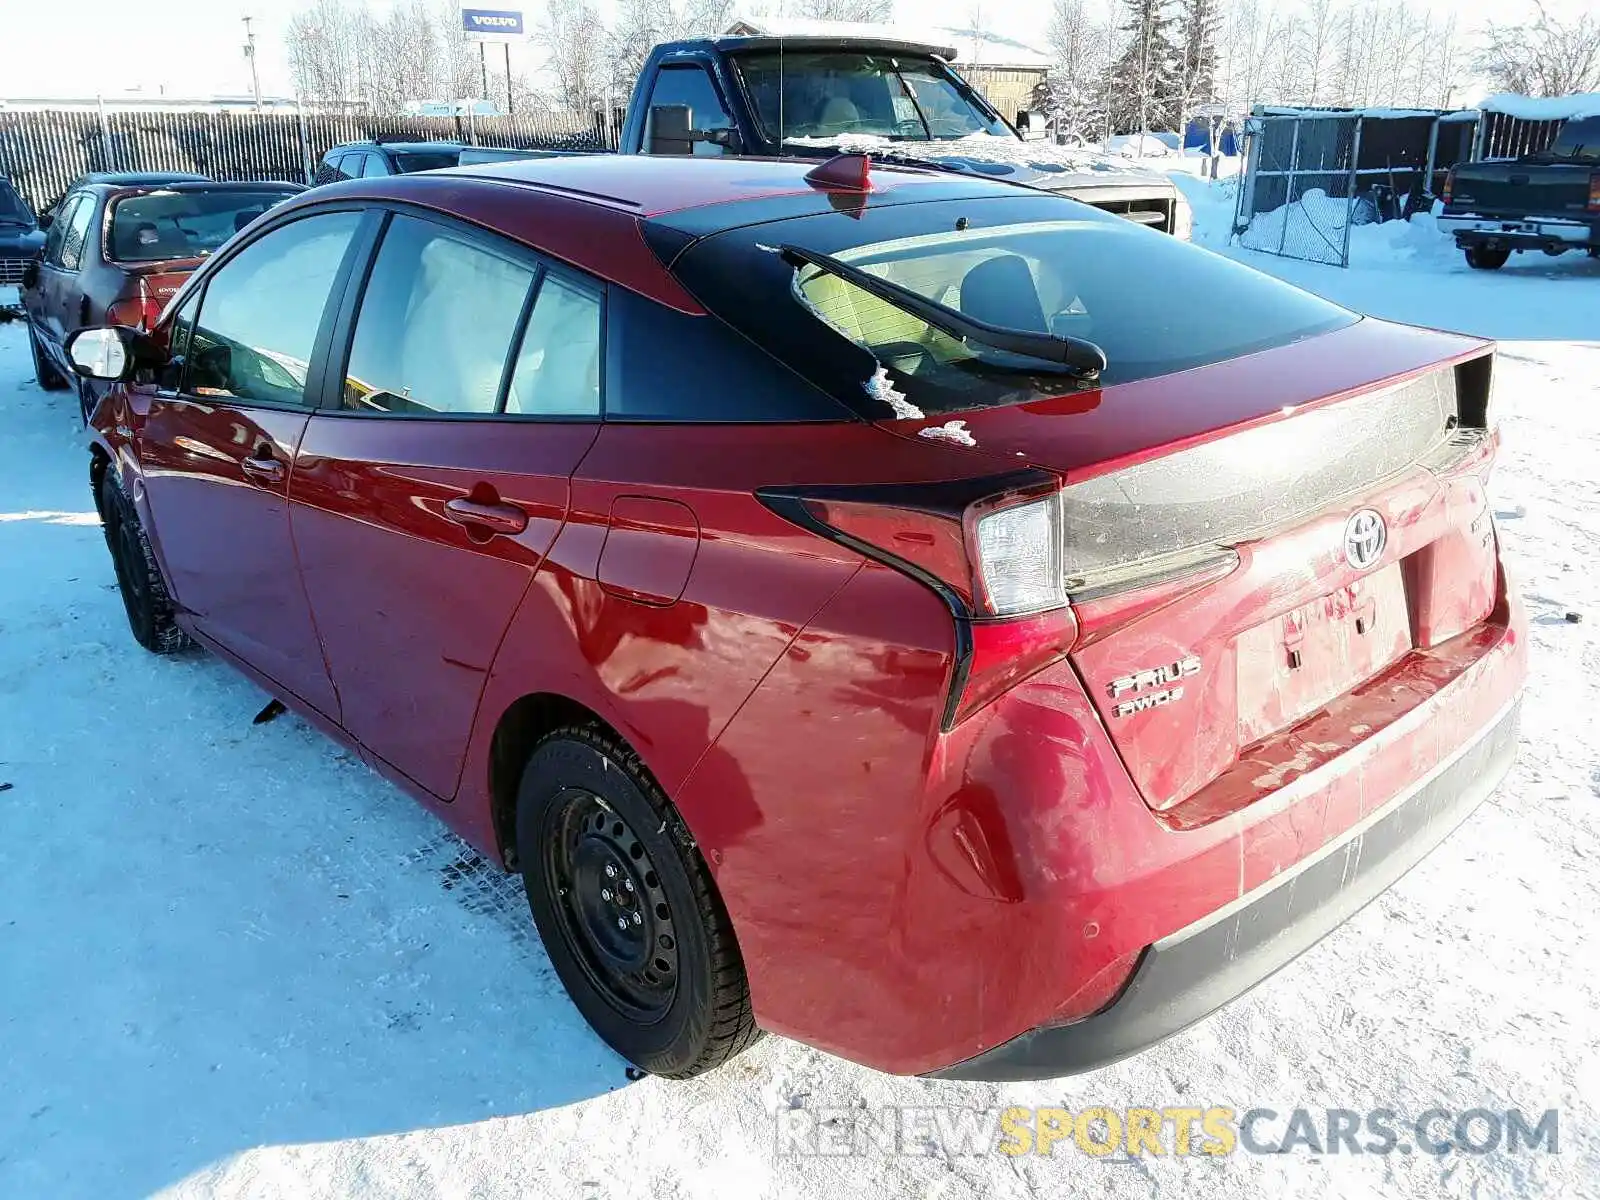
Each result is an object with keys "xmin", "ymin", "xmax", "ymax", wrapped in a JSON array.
[{"xmin": 0, "ymin": 107, "xmax": 617, "ymax": 214}]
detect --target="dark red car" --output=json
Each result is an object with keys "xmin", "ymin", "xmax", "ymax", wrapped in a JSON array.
[
  {"xmin": 65, "ymin": 154, "xmax": 1526, "ymax": 1080},
  {"xmin": 22, "ymin": 178, "xmax": 303, "ymax": 419}
]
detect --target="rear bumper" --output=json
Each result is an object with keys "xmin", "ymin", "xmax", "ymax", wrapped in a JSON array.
[
  {"xmin": 926, "ymin": 694, "xmax": 1521, "ymax": 1081},
  {"xmin": 1439, "ymin": 215, "xmax": 1598, "ymax": 251}
]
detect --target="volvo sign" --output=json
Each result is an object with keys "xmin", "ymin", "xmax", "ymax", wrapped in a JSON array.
[{"xmin": 461, "ymin": 8, "xmax": 525, "ymax": 40}]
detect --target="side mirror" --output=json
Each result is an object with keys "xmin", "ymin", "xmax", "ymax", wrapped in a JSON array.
[
  {"xmin": 702, "ymin": 126, "xmax": 743, "ymax": 153},
  {"xmin": 648, "ymin": 104, "xmax": 696, "ymax": 155},
  {"xmin": 37, "ymin": 210, "xmax": 53, "ymax": 229},
  {"xmin": 1016, "ymin": 110, "xmax": 1049, "ymax": 141},
  {"xmin": 66, "ymin": 326, "xmax": 136, "ymax": 381}
]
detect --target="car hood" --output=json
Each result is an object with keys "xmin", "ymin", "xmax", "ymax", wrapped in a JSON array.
[
  {"xmin": 782, "ymin": 131, "xmax": 1176, "ymax": 195},
  {"xmin": 0, "ymin": 227, "xmax": 45, "ymax": 255}
]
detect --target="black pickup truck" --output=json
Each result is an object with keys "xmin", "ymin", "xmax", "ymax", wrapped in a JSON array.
[
  {"xmin": 1439, "ymin": 114, "xmax": 1600, "ymax": 269},
  {"xmin": 618, "ymin": 33, "xmax": 1190, "ymax": 237}
]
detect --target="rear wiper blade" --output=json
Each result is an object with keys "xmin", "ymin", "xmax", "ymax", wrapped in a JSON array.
[{"xmin": 780, "ymin": 244, "xmax": 1107, "ymax": 381}]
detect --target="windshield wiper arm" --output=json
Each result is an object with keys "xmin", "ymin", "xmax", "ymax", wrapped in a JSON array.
[{"xmin": 781, "ymin": 244, "xmax": 1107, "ymax": 381}]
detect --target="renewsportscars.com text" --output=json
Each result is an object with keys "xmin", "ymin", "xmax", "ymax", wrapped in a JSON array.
[{"xmin": 774, "ymin": 1105, "xmax": 1560, "ymax": 1159}]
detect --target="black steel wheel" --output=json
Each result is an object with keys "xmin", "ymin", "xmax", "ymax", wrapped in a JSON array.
[
  {"xmin": 100, "ymin": 473, "xmax": 190, "ymax": 655},
  {"xmin": 542, "ymin": 788, "xmax": 681, "ymax": 1023},
  {"xmin": 517, "ymin": 725, "xmax": 760, "ymax": 1078}
]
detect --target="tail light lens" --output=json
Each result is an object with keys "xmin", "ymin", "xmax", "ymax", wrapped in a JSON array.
[
  {"xmin": 973, "ymin": 493, "xmax": 1065, "ymax": 615},
  {"xmin": 1588, "ymin": 171, "xmax": 1600, "ymax": 213},
  {"xmin": 1442, "ymin": 169, "xmax": 1454, "ymax": 205},
  {"xmin": 106, "ymin": 279, "xmax": 164, "ymax": 331}
]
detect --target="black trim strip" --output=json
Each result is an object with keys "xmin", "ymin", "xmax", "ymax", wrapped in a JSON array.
[{"xmin": 755, "ymin": 470, "xmax": 1052, "ymax": 730}]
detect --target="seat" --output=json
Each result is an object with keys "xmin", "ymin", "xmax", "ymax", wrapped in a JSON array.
[
  {"xmin": 958, "ymin": 255, "xmax": 1049, "ymax": 332},
  {"xmin": 818, "ymin": 96, "xmax": 862, "ymax": 131}
]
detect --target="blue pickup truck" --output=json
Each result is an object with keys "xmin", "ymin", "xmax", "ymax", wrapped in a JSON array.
[{"xmin": 617, "ymin": 33, "xmax": 1191, "ymax": 238}]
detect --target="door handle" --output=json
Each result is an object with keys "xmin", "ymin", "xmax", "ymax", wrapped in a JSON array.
[
  {"xmin": 240, "ymin": 452, "xmax": 286, "ymax": 484},
  {"xmin": 444, "ymin": 496, "xmax": 528, "ymax": 536}
]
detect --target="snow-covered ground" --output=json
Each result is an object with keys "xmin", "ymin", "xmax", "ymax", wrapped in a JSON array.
[{"xmin": 1, "ymin": 208, "xmax": 1598, "ymax": 1199}]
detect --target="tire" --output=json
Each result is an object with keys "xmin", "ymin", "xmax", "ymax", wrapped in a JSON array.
[
  {"xmin": 1465, "ymin": 245, "xmax": 1510, "ymax": 270},
  {"xmin": 516, "ymin": 725, "xmax": 760, "ymax": 1078},
  {"xmin": 100, "ymin": 473, "xmax": 191, "ymax": 655},
  {"xmin": 29, "ymin": 326, "xmax": 69, "ymax": 392}
]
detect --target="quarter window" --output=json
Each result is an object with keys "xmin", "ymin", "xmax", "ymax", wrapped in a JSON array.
[
  {"xmin": 342, "ymin": 215, "xmax": 535, "ymax": 415},
  {"xmin": 184, "ymin": 210, "xmax": 363, "ymax": 406},
  {"xmin": 58, "ymin": 195, "xmax": 96, "ymax": 271},
  {"xmin": 505, "ymin": 274, "xmax": 602, "ymax": 417},
  {"xmin": 42, "ymin": 195, "xmax": 83, "ymax": 265}
]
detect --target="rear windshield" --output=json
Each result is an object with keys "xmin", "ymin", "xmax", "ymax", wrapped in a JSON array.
[
  {"xmin": 108, "ymin": 189, "xmax": 295, "ymax": 262},
  {"xmin": 733, "ymin": 51, "xmax": 1009, "ymax": 143},
  {"xmin": 665, "ymin": 193, "xmax": 1358, "ymax": 418},
  {"xmin": 1550, "ymin": 116, "xmax": 1600, "ymax": 161},
  {"xmin": 393, "ymin": 150, "xmax": 462, "ymax": 172}
]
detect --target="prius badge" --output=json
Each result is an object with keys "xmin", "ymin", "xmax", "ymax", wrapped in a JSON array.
[{"xmin": 1108, "ymin": 655, "xmax": 1201, "ymax": 719}]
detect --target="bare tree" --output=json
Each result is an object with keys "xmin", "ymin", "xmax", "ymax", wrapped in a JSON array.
[
  {"xmin": 790, "ymin": 0, "xmax": 894, "ymax": 21},
  {"xmin": 1479, "ymin": 2, "xmax": 1600, "ymax": 98},
  {"xmin": 542, "ymin": 0, "xmax": 610, "ymax": 111},
  {"xmin": 1041, "ymin": 0, "xmax": 1115, "ymax": 140}
]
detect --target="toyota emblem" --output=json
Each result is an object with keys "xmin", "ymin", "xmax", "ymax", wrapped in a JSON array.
[{"xmin": 1344, "ymin": 509, "xmax": 1387, "ymax": 570}]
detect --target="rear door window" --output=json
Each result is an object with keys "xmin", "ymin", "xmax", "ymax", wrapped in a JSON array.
[
  {"xmin": 360, "ymin": 153, "xmax": 392, "ymax": 178},
  {"xmin": 340, "ymin": 214, "xmax": 535, "ymax": 415},
  {"xmin": 504, "ymin": 273, "xmax": 602, "ymax": 417},
  {"xmin": 43, "ymin": 194, "xmax": 84, "ymax": 265},
  {"xmin": 58, "ymin": 194, "xmax": 96, "ymax": 271}
]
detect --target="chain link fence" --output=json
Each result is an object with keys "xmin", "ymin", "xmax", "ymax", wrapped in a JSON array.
[
  {"xmin": 1232, "ymin": 113, "xmax": 1361, "ymax": 268},
  {"xmin": 0, "ymin": 106, "xmax": 618, "ymax": 216}
]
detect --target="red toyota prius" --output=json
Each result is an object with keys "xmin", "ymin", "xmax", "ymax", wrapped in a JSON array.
[{"xmin": 66, "ymin": 154, "xmax": 1525, "ymax": 1081}]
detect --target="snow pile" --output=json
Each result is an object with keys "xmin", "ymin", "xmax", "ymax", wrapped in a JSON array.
[
  {"xmin": 1234, "ymin": 186, "xmax": 1354, "ymax": 259},
  {"xmin": 1168, "ymin": 170, "xmax": 1240, "ymax": 243},
  {"xmin": 783, "ymin": 130, "xmax": 1168, "ymax": 183},
  {"xmin": 1478, "ymin": 92, "xmax": 1600, "ymax": 121},
  {"xmin": 1106, "ymin": 133, "xmax": 1175, "ymax": 158}
]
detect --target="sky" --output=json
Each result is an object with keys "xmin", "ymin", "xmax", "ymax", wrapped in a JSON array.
[{"xmin": 0, "ymin": 0, "xmax": 1588, "ymax": 103}]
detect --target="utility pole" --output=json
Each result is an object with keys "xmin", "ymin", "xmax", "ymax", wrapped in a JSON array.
[
  {"xmin": 504, "ymin": 42, "xmax": 513, "ymax": 116},
  {"xmin": 242, "ymin": 15, "xmax": 263, "ymax": 111}
]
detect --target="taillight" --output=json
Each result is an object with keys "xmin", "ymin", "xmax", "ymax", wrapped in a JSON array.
[
  {"xmin": 972, "ymin": 493, "xmax": 1066, "ymax": 615},
  {"xmin": 1442, "ymin": 169, "xmax": 1454, "ymax": 205},
  {"xmin": 760, "ymin": 471, "xmax": 1078, "ymax": 727},
  {"xmin": 106, "ymin": 278, "xmax": 164, "ymax": 331},
  {"xmin": 1588, "ymin": 171, "xmax": 1600, "ymax": 213}
]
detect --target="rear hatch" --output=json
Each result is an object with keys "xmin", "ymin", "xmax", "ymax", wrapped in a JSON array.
[
  {"xmin": 1448, "ymin": 160, "xmax": 1595, "ymax": 219},
  {"xmin": 877, "ymin": 319, "xmax": 1500, "ymax": 813},
  {"xmin": 656, "ymin": 182, "xmax": 1504, "ymax": 814}
]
